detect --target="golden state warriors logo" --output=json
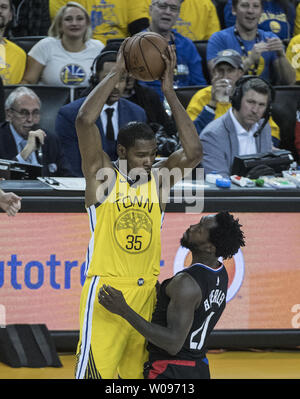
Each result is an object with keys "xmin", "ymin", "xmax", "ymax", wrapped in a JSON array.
[
  {"xmin": 114, "ymin": 209, "xmax": 152, "ymax": 254},
  {"xmin": 60, "ymin": 64, "xmax": 86, "ymax": 85},
  {"xmin": 269, "ymin": 21, "xmax": 281, "ymax": 35}
]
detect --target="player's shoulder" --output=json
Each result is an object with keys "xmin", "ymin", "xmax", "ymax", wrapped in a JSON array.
[{"xmin": 167, "ymin": 271, "xmax": 201, "ymax": 300}]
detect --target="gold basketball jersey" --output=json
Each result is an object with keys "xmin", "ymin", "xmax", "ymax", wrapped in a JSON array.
[{"xmin": 84, "ymin": 169, "xmax": 163, "ymax": 278}]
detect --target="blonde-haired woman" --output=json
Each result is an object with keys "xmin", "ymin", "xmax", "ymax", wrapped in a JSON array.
[{"xmin": 21, "ymin": 2, "xmax": 104, "ymax": 87}]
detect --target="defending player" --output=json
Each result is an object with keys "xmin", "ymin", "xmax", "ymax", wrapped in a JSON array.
[
  {"xmin": 75, "ymin": 42, "xmax": 202, "ymax": 379},
  {"xmin": 99, "ymin": 212, "xmax": 245, "ymax": 379}
]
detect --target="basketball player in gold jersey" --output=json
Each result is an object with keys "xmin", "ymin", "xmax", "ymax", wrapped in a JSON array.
[{"xmin": 74, "ymin": 41, "xmax": 202, "ymax": 379}]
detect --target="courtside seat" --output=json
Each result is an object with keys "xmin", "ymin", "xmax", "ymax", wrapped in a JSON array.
[
  {"xmin": 4, "ymin": 85, "xmax": 72, "ymax": 134},
  {"xmin": 11, "ymin": 36, "xmax": 46, "ymax": 53}
]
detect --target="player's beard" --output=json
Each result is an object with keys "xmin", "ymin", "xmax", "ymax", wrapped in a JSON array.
[{"xmin": 180, "ymin": 232, "xmax": 198, "ymax": 252}]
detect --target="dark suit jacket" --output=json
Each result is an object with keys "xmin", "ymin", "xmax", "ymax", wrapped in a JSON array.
[
  {"xmin": 55, "ymin": 97, "xmax": 147, "ymax": 177},
  {"xmin": 0, "ymin": 122, "xmax": 72, "ymax": 177}
]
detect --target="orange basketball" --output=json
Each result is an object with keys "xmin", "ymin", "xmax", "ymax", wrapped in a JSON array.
[{"xmin": 123, "ymin": 32, "xmax": 169, "ymax": 81}]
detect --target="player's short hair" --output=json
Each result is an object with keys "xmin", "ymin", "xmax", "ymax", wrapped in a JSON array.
[
  {"xmin": 117, "ymin": 122, "xmax": 156, "ymax": 149},
  {"xmin": 209, "ymin": 211, "xmax": 245, "ymax": 259}
]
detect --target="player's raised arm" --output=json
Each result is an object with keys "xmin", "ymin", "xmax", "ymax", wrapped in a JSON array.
[
  {"xmin": 157, "ymin": 45, "xmax": 203, "ymax": 177},
  {"xmin": 75, "ymin": 42, "xmax": 128, "ymax": 179}
]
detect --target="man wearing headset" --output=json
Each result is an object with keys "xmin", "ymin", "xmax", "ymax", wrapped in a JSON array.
[
  {"xmin": 55, "ymin": 45, "xmax": 147, "ymax": 177},
  {"xmin": 200, "ymin": 76, "xmax": 274, "ymax": 178},
  {"xmin": 187, "ymin": 49, "xmax": 280, "ymax": 147}
]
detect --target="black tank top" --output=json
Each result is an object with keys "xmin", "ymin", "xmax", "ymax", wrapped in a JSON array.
[{"xmin": 148, "ymin": 263, "xmax": 228, "ymax": 361}]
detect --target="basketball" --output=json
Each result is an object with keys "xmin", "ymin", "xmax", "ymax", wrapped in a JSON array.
[{"xmin": 123, "ymin": 32, "xmax": 169, "ymax": 81}]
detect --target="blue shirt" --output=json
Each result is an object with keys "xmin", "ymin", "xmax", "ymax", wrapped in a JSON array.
[
  {"xmin": 224, "ymin": 0, "xmax": 295, "ymax": 40},
  {"xmin": 207, "ymin": 26, "xmax": 278, "ymax": 81},
  {"xmin": 140, "ymin": 30, "xmax": 207, "ymax": 101}
]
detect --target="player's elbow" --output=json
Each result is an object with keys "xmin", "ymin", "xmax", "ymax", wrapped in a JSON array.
[
  {"xmin": 188, "ymin": 143, "xmax": 203, "ymax": 167},
  {"xmin": 166, "ymin": 346, "xmax": 180, "ymax": 356},
  {"xmin": 194, "ymin": 144, "xmax": 203, "ymax": 162},
  {"xmin": 76, "ymin": 109, "xmax": 93, "ymax": 128},
  {"xmin": 164, "ymin": 338, "xmax": 184, "ymax": 356}
]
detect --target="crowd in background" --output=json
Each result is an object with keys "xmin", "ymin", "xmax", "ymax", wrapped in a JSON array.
[{"xmin": 0, "ymin": 0, "xmax": 300, "ymax": 178}]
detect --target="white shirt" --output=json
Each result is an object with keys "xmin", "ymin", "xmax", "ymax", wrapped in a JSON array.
[
  {"xmin": 229, "ymin": 108, "xmax": 258, "ymax": 155},
  {"xmin": 101, "ymin": 102, "xmax": 119, "ymax": 140},
  {"xmin": 29, "ymin": 37, "xmax": 104, "ymax": 87}
]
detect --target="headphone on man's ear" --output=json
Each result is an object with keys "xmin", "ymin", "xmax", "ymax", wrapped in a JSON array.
[
  {"xmin": 230, "ymin": 75, "xmax": 276, "ymax": 137},
  {"xmin": 89, "ymin": 50, "xmax": 118, "ymax": 87},
  {"xmin": 230, "ymin": 75, "xmax": 275, "ymax": 118}
]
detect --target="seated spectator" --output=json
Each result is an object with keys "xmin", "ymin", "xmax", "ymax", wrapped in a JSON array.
[
  {"xmin": 21, "ymin": 1, "xmax": 104, "ymax": 87},
  {"xmin": 140, "ymin": 0, "xmax": 207, "ymax": 102},
  {"xmin": 0, "ymin": 0, "xmax": 26, "ymax": 84},
  {"xmin": 6, "ymin": 0, "xmax": 51, "ymax": 37},
  {"xmin": 55, "ymin": 47, "xmax": 147, "ymax": 177},
  {"xmin": 129, "ymin": 0, "xmax": 221, "ymax": 41},
  {"xmin": 224, "ymin": 0, "xmax": 296, "ymax": 40},
  {"xmin": 187, "ymin": 49, "xmax": 280, "ymax": 146},
  {"xmin": 207, "ymin": 0, "xmax": 295, "ymax": 85},
  {"xmin": 49, "ymin": 0, "xmax": 149, "ymax": 44},
  {"xmin": 200, "ymin": 76, "xmax": 274, "ymax": 177},
  {"xmin": 286, "ymin": 33, "xmax": 300, "ymax": 83},
  {"xmin": 0, "ymin": 87, "xmax": 72, "ymax": 177}
]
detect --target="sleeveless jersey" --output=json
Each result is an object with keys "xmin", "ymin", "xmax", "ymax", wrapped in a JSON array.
[
  {"xmin": 84, "ymin": 168, "xmax": 163, "ymax": 278},
  {"xmin": 148, "ymin": 263, "xmax": 228, "ymax": 360}
]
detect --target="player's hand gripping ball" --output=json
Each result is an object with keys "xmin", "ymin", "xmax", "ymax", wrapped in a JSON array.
[{"xmin": 123, "ymin": 32, "xmax": 170, "ymax": 81}]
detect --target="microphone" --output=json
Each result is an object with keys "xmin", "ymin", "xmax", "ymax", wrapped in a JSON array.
[
  {"xmin": 32, "ymin": 124, "xmax": 43, "ymax": 164},
  {"xmin": 253, "ymin": 110, "xmax": 271, "ymax": 138},
  {"xmin": 253, "ymin": 120, "xmax": 266, "ymax": 138},
  {"xmin": 253, "ymin": 105, "xmax": 272, "ymax": 137}
]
